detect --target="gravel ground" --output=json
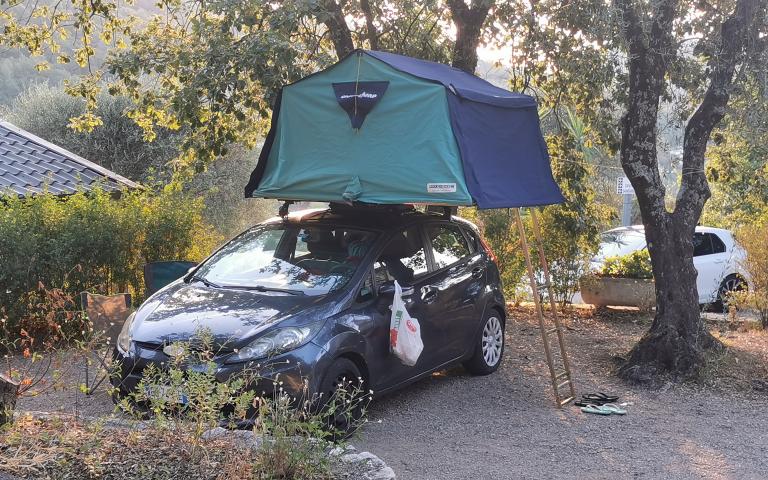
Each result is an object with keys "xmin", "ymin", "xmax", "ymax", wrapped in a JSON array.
[
  {"xmin": 355, "ymin": 308, "xmax": 768, "ymax": 480},
  {"xmin": 7, "ymin": 308, "xmax": 768, "ymax": 479}
]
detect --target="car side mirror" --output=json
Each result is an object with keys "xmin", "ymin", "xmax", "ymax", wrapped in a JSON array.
[{"xmin": 378, "ymin": 281, "xmax": 414, "ymax": 297}]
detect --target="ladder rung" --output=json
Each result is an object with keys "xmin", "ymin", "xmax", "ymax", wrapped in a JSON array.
[
  {"xmin": 556, "ymin": 380, "xmax": 571, "ymax": 390},
  {"xmin": 545, "ymin": 327, "xmax": 559, "ymax": 335},
  {"xmin": 554, "ymin": 372, "xmax": 569, "ymax": 382},
  {"xmin": 559, "ymin": 396, "xmax": 575, "ymax": 406}
]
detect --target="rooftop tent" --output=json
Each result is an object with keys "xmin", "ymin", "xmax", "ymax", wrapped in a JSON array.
[{"xmin": 244, "ymin": 49, "xmax": 564, "ymax": 209}]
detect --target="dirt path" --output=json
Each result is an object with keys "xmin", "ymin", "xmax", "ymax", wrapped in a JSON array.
[
  {"xmin": 355, "ymin": 309, "xmax": 768, "ymax": 479},
  {"xmin": 8, "ymin": 308, "xmax": 768, "ymax": 479}
]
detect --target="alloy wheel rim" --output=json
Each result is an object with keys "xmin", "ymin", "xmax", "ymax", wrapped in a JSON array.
[
  {"xmin": 721, "ymin": 278, "xmax": 743, "ymax": 307},
  {"xmin": 482, "ymin": 316, "xmax": 503, "ymax": 367},
  {"xmin": 724, "ymin": 278, "xmax": 741, "ymax": 292}
]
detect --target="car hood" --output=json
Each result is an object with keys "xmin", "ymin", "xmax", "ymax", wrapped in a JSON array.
[{"xmin": 131, "ymin": 281, "xmax": 336, "ymax": 348}]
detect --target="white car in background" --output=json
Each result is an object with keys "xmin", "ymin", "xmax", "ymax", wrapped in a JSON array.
[{"xmin": 592, "ymin": 225, "xmax": 750, "ymax": 311}]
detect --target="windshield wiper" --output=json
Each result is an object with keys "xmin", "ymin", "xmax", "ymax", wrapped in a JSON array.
[
  {"xmin": 226, "ymin": 285, "xmax": 305, "ymax": 295},
  {"xmin": 189, "ymin": 275, "xmax": 222, "ymax": 289}
]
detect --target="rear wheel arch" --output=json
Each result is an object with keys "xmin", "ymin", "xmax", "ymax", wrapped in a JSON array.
[{"xmin": 489, "ymin": 304, "xmax": 507, "ymax": 325}]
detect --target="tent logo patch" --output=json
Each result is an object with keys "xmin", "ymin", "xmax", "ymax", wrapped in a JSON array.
[
  {"xmin": 427, "ymin": 183, "xmax": 457, "ymax": 194},
  {"xmin": 332, "ymin": 81, "xmax": 389, "ymax": 129}
]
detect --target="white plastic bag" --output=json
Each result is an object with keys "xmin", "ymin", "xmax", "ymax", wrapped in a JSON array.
[{"xmin": 389, "ymin": 280, "xmax": 423, "ymax": 366}]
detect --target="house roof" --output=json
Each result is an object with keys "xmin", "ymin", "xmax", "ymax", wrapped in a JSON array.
[{"xmin": 0, "ymin": 120, "xmax": 140, "ymax": 197}]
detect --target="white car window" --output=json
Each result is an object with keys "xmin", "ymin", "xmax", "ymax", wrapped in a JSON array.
[{"xmin": 597, "ymin": 231, "xmax": 646, "ymax": 258}]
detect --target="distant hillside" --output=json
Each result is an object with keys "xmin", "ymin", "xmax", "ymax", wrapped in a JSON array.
[{"xmin": 0, "ymin": 0, "xmax": 160, "ymax": 106}]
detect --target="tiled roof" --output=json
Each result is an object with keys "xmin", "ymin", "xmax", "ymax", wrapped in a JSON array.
[{"xmin": 0, "ymin": 120, "xmax": 140, "ymax": 197}]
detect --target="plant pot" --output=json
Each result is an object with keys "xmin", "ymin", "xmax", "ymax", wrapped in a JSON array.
[
  {"xmin": 579, "ymin": 276, "xmax": 656, "ymax": 310},
  {"xmin": 0, "ymin": 373, "xmax": 19, "ymax": 426}
]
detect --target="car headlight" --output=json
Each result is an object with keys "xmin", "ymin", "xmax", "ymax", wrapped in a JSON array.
[
  {"xmin": 117, "ymin": 312, "xmax": 136, "ymax": 353},
  {"xmin": 227, "ymin": 322, "xmax": 323, "ymax": 363}
]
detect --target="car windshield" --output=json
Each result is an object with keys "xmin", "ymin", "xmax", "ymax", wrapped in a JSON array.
[
  {"xmin": 193, "ymin": 225, "xmax": 378, "ymax": 296},
  {"xmin": 597, "ymin": 229, "xmax": 646, "ymax": 259}
]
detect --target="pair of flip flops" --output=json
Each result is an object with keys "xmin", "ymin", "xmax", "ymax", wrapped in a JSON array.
[
  {"xmin": 580, "ymin": 403, "xmax": 626, "ymax": 415},
  {"xmin": 574, "ymin": 392, "xmax": 619, "ymax": 407}
]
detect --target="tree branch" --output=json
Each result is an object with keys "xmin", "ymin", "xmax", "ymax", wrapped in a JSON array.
[
  {"xmin": 675, "ymin": 0, "xmax": 765, "ymax": 227},
  {"xmin": 614, "ymin": 0, "xmax": 679, "ymax": 217},
  {"xmin": 447, "ymin": 0, "xmax": 494, "ymax": 73},
  {"xmin": 316, "ymin": 0, "xmax": 355, "ymax": 59},
  {"xmin": 359, "ymin": 0, "xmax": 379, "ymax": 51}
]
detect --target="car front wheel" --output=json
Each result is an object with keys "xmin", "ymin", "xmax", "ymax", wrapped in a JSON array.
[
  {"xmin": 317, "ymin": 358, "xmax": 367, "ymax": 439},
  {"xmin": 463, "ymin": 310, "xmax": 505, "ymax": 375}
]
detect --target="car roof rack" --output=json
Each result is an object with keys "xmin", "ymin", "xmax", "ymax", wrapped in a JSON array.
[
  {"xmin": 425, "ymin": 205, "xmax": 457, "ymax": 219},
  {"xmin": 328, "ymin": 202, "xmax": 416, "ymax": 214}
]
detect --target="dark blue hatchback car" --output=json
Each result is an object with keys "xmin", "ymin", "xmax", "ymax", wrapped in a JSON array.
[{"xmin": 112, "ymin": 204, "xmax": 506, "ymax": 415}]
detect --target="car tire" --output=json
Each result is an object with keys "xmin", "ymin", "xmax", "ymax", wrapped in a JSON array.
[
  {"xmin": 317, "ymin": 357, "xmax": 366, "ymax": 438},
  {"xmin": 714, "ymin": 275, "xmax": 747, "ymax": 313},
  {"xmin": 463, "ymin": 309, "xmax": 505, "ymax": 375}
]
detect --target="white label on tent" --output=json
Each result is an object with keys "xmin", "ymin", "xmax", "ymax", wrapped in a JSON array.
[{"xmin": 427, "ymin": 183, "xmax": 457, "ymax": 193}]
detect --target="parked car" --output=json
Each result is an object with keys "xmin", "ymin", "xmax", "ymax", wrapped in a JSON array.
[
  {"xmin": 112, "ymin": 204, "xmax": 506, "ymax": 429},
  {"xmin": 591, "ymin": 225, "xmax": 750, "ymax": 310}
]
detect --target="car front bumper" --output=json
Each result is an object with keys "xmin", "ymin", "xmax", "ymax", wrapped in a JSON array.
[{"xmin": 111, "ymin": 340, "xmax": 329, "ymax": 402}]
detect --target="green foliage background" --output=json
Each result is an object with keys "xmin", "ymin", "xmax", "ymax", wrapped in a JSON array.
[
  {"xmin": 600, "ymin": 249, "xmax": 653, "ymax": 279},
  {"xmin": 0, "ymin": 187, "xmax": 221, "ymax": 344}
]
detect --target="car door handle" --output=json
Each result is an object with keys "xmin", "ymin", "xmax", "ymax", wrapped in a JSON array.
[
  {"xmin": 421, "ymin": 286, "xmax": 438, "ymax": 303},
  {"xmin": 471, "ymin": 266, "xmax": 485, "ymax": 279}
]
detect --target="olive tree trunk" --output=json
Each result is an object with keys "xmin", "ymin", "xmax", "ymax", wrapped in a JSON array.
[
  {"xmin": 615, "ymin": 0, "xmax": 763, "ymax": 381},
  {"xmin": 446, "ymin": 0, "xmax": 494, "ymax": 74}
]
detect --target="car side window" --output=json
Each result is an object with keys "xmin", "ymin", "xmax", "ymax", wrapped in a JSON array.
[
  {"xmin": 427, "ymin": 224, "xmax": 472, "ymax": 269},
  {"xmin": 357, "ymin": 269, "xmax": 375, "ymax": 302},
  {"xmin": 461, "ymin": 226, "xmax": 480, "ymax": 253},
  {"xmin": 710, "ymin": 233, "xmax": 726, "ymax": 254},
  {"xmin": 693, "ymin": 233, "xmax": 714, "ymax": 257},
  {"xmin": 375, "ymin": 227, "xmax": 428, "ymax": 285}
]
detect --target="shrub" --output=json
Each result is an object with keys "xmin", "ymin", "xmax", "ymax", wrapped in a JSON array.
[
  {"xmin": 600, "ymin": 249, "xmax": 653, "ymax": 279},
  {"xmin": 735, "ymin": 222, "xmax": 768, "ymax": 327},
  {"xmin": 15, "ymin": 334, "xmax": 372, "ymax": 479},
  {"xmin": 0, "ymin": 187, "xmax": 221, "ymax": 347}
]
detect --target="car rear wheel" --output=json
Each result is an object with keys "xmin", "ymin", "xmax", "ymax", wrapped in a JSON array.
[
  {"xmin": 317, "ymin": 358, "xmax": 367, "ymax": 439},
  {"xmin": 464, "ymin": 310, "xmax": 505, "ymax": 375},
  {"xmin": 715, "ymin": 275, "xmax": 747, "ymax": 313}
]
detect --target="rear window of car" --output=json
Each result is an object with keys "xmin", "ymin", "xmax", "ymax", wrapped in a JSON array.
[
  {"xmin": 599, "ymin": 230, "xmax": 646, "ymax": 258},
  {"xmin": 426, "ymin": 224, "xmax": 472, "ymax": 269},
  {"xmin": 459, "ymin": 225, "xmax": 480, "ymax": 253},
  {"xmin": 694, "ymin": 232, "xmax": 727, "ymax": 256}
]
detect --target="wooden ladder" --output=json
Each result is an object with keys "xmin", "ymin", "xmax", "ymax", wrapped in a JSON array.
[{"xmin": 513, "ymin": 208, "xmax": 576, "ymax": 407}]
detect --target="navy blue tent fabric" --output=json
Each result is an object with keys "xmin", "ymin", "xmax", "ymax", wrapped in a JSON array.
[
  {"xmin": 365, "ymin": 50, "xmax": 564, "ymax": 208},
  {"xmin": 365, "ymin": 50, "xmax": 535, "ymax": 108},
  {"xmin": 447, "ymin": 95, "xmax": 561, "ymax": 208}
]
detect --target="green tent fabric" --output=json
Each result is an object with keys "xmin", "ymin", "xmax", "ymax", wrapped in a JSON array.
[{"xmin": 251, "ymin": 53, "xmax": 473, "ymax": 205}]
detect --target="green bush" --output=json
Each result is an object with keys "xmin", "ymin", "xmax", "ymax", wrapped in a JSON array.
[
  {"xmin": 735, "ymin": 220, "xmax": 768, "ymax": 327},
  {"xmin": 600, "ymin": 249, "xmax": 653, "ymax": 279},
  {"xmin": 0, "ymin": 187, "xmax": 221, "ymax": 346}
]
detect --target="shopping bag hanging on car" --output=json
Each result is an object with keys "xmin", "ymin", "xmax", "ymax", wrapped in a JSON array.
[{"xmin": 389, "ymin": 280, "xmax": 424, "ymax": 366}]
